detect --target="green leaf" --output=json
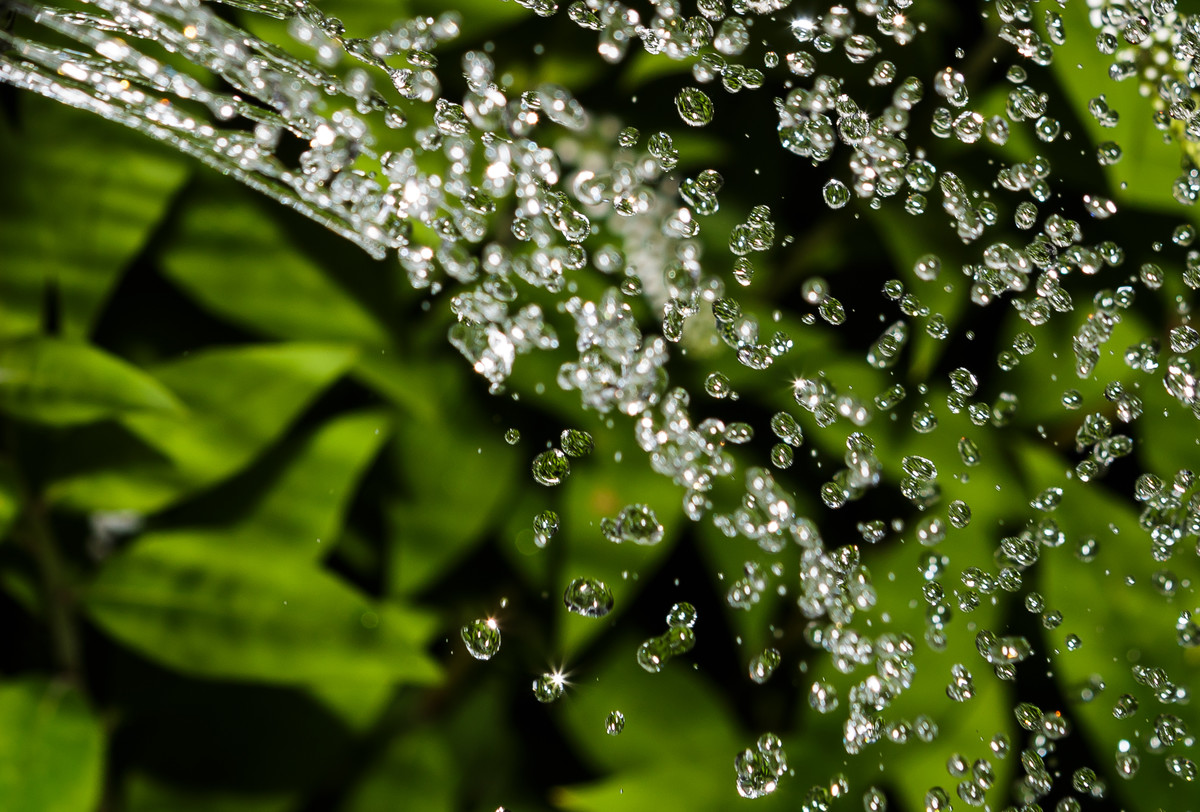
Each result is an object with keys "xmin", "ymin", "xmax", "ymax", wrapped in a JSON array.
[
  {"xmin": 0, "ymin": 678, "xmax": 105, "ymax": 812},
  {"xmin": 0, "ymin": 337, "xmax": 183, "ymax": 426},
  {"xmin": 1031, "ymin": 440, "xmax": 1200, "ymax": 812},
  {"xmin": 559, "ymin": 637, "xmax": 739, "ymax": 774},
  {"xmin": 555, "ymin": 450, "xmax": 684, "ymax": 658},
  {"xmin": 0, "ymin": 94, "xmax": 188, "ymax": 339},
  {"xmin": 341, "ymin": 727, "xmax": 456, "ymax": 812},
  {"xmin": 223, "ymin": 409, "xmax": 392, "ymax": 560},
  {"xmin": 1049, "ymin": 4, "xmax": 1185, "ymax": 213},
  {"xmin": 307, "ymin": 680, "xmax": 394, "ymax": 731},
  {"xmin": 556, "ymin": 645, "xmax": 738, "ymax": 812},
  {"xmin": 50, "ymin": 343, "xmax": 357, "ymax": 512},
  {"xmin": 159, "ymin": 185, "xmax": 390, "ymax": 346},
  {"xmin": 386, "ymin": 365, "xmax": 518, "ymax": 596},
  {"xmin": 85, "ymin": 532, "xmax": 443, "ymax": 685}
]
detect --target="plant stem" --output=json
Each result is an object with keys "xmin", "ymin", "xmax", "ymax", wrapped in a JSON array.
[{"xmin": 23, "ymin": 497, "xmax": 84, "ymax": 684}]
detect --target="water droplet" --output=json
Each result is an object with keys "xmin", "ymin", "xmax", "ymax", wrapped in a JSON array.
[
  {"xmin": 504, "ymin": 428, "xmax": 521, "ymax": 444},
  {"xmin": 1111, "ymin": 693, "xmax": 1138, "ymax": 719},
  {"xmin": 1166, "ymin": 754, "xmax": 1197, "ymax": 781},
  {"xmin": 810, "ymin": 679, "xmax": 839, "ymax": 713},
  {"xmin": 534, "ymin": 509, "xmax": 560, "ymax": 547},
  {"xmin": 823, "ymin": 179, "xmax": 851, "ymax": 209},
  {"xmin": 675, "ymin": 87, "xmax": 715, "ymax": 126},
  {"xmin": 461, "ymin": 618, "xmax": 501, "ymax": 660},
  {"xmin": 533, "ymin": 671, "xmax": 567, "ymax": 703},
  {"xmin": 605, "ymin": 710, "xmax": 625, "ymax": 735},
  {"xmin": 560, "ymin": 428, "xmax": 594, "ymax": 457},
  {"xmin": 749, "ymin": 648, "xmax": 781, "ymax": 684},
  {"xmin": 948, "ymin": 500, "xmax": 972, "ymax": 528},
  {"xmin": 602, "ymin": 503, "xmax": 665, "ymax": 545},
  {"xmin": 705, "ymin": 371, "xmax": 735, "ymax": 399},
  {"xmin": 532, "ymin": 448, "xmax": 571, "ymax": 486},
  {"xmin": 735, "ymin": 733, "xmax": 787, "ymax": 798},
  {"xmin": 666, "ymin": 602, "xmax": 697, "ymax": 628},
  {"xmin": 563, "ymin": 577, "xmax": 614, "ymax": 618}
]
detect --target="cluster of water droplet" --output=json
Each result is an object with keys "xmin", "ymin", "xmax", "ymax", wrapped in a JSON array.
[
  {"xmin": 735, "ymin": 732, "xmax": 788, "ymax": 799},
  {"xmin": 636, "ymin": 602, "xmax": 697, "ymax": 674}
]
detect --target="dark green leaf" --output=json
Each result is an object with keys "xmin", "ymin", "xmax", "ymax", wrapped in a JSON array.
[
  {"xmin": 386, "ymin": 365, "xmax": 518, "ymax": 596},
  {"xmin": 1030, "ymin": 440, "xmax": 1200, "ymax": 812},
  {"xmin": 0, "ymin": 460, "xmax": 19, "ymax": 541},
  {"xmin": 306, "ymin": 680, "xmax": 394, "ymax": 731}
]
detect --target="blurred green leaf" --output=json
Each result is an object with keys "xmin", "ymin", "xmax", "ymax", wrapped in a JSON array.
[
  {"xmin": 619, "ymin": 49, "xmax": 697, "ymax": 90},
  {"xmin": 159, "ymin": 185, "xmax": 390, "ymax": 346},
  {"xmin": 0, "ymin": 95, "xmax": 188, "ymax": 339},
  {"xmin": 1049, "ymin": 3, "xmax": 1184, "ymax": 213},
  {"xmin": 85, "ymin": 533, "xmax": 443, "ymax": 685},
  {"xmin": 556, "ymin": 451, "xmax": 684, "ymax": 658},
  {"xmin": 556, "ymin": 762, "xmax": 726, "ymax": 812},
  {"xmin": 222, "ymin": 409, "xmax": 392, "ymax": 559},
  {"xmin": 387, "ymin": 365, "xmax": 518, "ymax": 596},
  {"xmin": 0, "ymin": 337, "xmax": 184, "ymax": 426},
  {"xmin": 1028, "ymin": 439, "xmax": 1200, "ymax": 811},
  {"xmin": 50, "ymin": 343, "xmax": 357, "ymax": 512},
  {"xmin": 341, "ymin": 726, "xmax": 455, "ymax": 812},
  {"xmin": 559, "ymin": 637, "xmax": 739, "ymax": 775},
  {"xmin": 306, "ymin": 680, "xmax": 394, "ymax": 731},
  {"xmin": 557, "ymin": 639, "xmax": 738, "ymax": 812},
  {"xmin": 0, "ymin": 678, "xmax": 105, "ymax": 812},
  {"xmin": 354, "ymin": 356, "xmax": 442, "ymax": 422}
]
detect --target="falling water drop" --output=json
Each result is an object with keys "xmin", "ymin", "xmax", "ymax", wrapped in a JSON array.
[
  {"xmin": 461, "ymin": 618, "xmax": 502, "ymax": 660},
  {"xmin": 675, "ymin": 87, "xmax": 715, "ymax": 126}
]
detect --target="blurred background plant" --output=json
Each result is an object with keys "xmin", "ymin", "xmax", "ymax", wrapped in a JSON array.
[{"xmin": 3, "ymin": 1, "xmax": 1200, "ymax": 811}]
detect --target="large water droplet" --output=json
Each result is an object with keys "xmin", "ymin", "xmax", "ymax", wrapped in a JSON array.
[
  {"xmin": 461, "ymin": 618, "xmax": 501, "ymax": 660},
  {"xmin": 563, "ymin": 577, "xmax": 614, "ymax": 618},
  {"xmin": 675, "ymin": 87, "xmax": 715, "ymax": 126},
  {"xmin": 532, "ymin": 448, "xmax": 571, "ymax": 486}
]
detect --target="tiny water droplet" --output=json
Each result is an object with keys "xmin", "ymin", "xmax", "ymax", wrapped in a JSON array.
[{"xmin": 532, "ymin": 671, "xmax": 566, "ymax": 703}]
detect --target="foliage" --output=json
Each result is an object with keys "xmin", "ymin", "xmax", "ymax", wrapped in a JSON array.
[{"xmin": 3, "ymin": 1, "xmax": 1200, "ymax": 811}]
